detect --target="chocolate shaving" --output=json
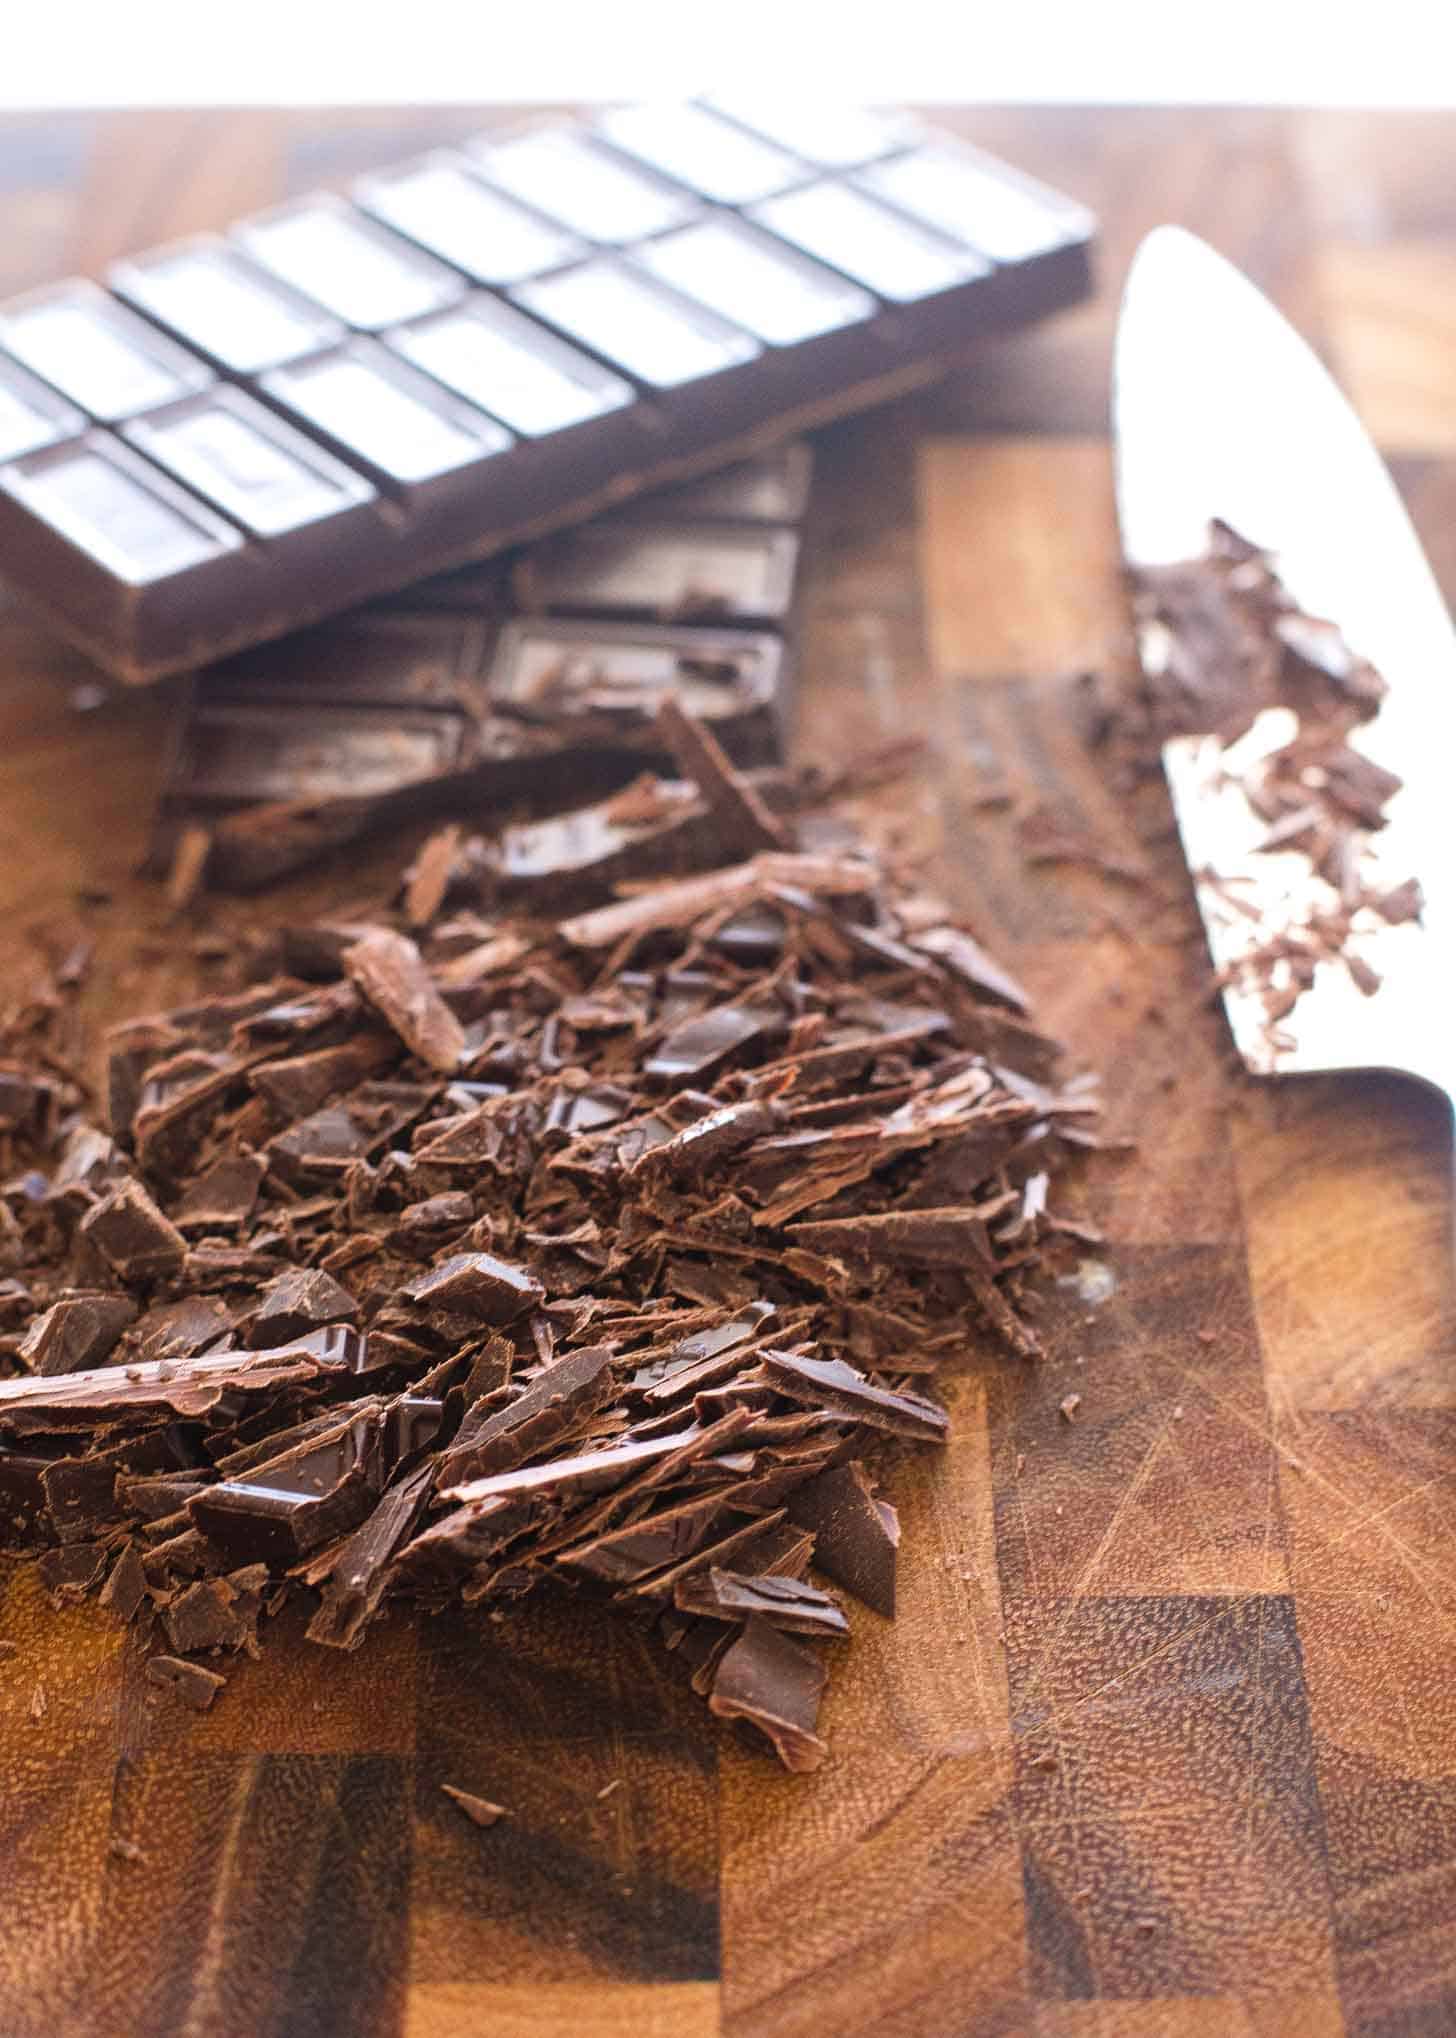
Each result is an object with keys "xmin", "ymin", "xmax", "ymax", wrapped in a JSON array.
[
  {"xmin": 343, "ymin": 928, "xmax": 466, "ymax": 1074},
  {"xmin": 145, "ymin": 1654, "xmax": 227, "ymax": 1710}
]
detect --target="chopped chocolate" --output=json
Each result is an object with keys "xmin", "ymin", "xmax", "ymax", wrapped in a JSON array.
[
  {"xmin": 0, "ymin": 707, "xmax": 1093, "ymax": 1772},
  {"xmin": 78, "ymin": 1179, "xmax": 188, "ymax": 1285},
  {"xmin": 787, "ymin": 1463, "xmax": 900, "ymax": 1617},
  {"xmin": 146, "ymin": 1654, "xmax": 228, "ymax": 1710},
  {"xmin": 343, "ymin": 928, "xmax": 466, "ymax": 1074},
  {"xmin": 18, "ymin": 1293, "xmax": 138, "ymax": 1375},
  {"xmin": 708, "ymin": 1615, "xmax": 828, "ymax": 1772}
]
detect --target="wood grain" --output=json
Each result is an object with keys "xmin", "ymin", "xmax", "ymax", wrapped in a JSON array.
[{"xmin": 2, "ymin": 101, "xmax": 1456, "ymax": 2037}]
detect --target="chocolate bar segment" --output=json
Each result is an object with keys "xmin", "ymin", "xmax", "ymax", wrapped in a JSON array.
[
  {"xmin": 233, "ymin": 194, "xmax": 466, "ymax": 330},
  {"xmin": 0, "ymin": 353, "xmax": 86, "ymax": 462},
  {"xmin": 519, "ymin": 520, "xmax": 800, "ymax": 626},
  {"xmin": 595, "ymin": 102, "xmax": 808, "ymax": 204},
  {"xmin": 703, "ymin": 95, "xmax": 919, "ymax": 168},
  {"xmin": 511, "ymin": 258, "xmax": 760, "ymax": 390},
  {"xmin": 468, "ymin": 124, "xmax": 700, "ymax": 243},
  {"xmin": 386, "ymin": 293, "xmax": 633, "ymax": 437},
  {"xmin": 121, "ymin": 385, "xmax": 377, "ymax": 539},
  {"xmin": 0, "ymin": 279, "xmax": 213, "ymax": 421},
  {"xmin": 750, "ymin": 181, "xmax": 985, "ymax": 301},
  {"xmin": 354, "ymin": 150, "xmax": 588, "ymax": 287},
  {"xmin": 634, "ymin": 217, "xmax": 875, "ymax": 345},
  {"xmin": 258, "ymin": 338, "xmax": 513, "ymax": 497},
  {"xmin": 858, "ymin": 139, "xmax": 1093, "ymax": 263},
  {"xmin": 109, "ymin": 236, "xmax": 344, "ymax": 376},
  {"xmin": 0, "ymin": 106, "xmax": 1094, "ymax": 681}
]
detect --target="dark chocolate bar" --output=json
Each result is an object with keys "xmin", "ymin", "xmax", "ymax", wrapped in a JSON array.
[
  {"xmin": 0, "ymin": 102, "xmax": 1093, "ymax": 683},
  {"xmin": 151, "ymin": 442, "xmax": 809, "ymax": 884}
]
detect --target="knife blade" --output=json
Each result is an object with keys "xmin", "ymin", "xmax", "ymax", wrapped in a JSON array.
[{"xmin": 1114, "ymin": 226, "xmax": 1453, "ymax": 1095}]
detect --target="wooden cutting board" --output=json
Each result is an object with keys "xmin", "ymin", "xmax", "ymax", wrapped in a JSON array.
[{"xmin": 1, "ymin": 105, "xmax": 1454, "ymax": 2038}]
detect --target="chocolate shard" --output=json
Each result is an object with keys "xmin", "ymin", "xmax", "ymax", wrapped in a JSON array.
[
  {"xmin": 673, "ymin": 1567, "xmax": 849, "ymax": 1639},
  {"xmin": 307, "ymin": 1461, "xmax": 437, "ymax": 1649},
  {"xmin": 655, "ymin": 695, "xmax": 791, "ymax": 855},
  {"xmin": 784, "ymin": 1206, "xmax": 995, "ymax": 1270},
  {"xmin": 786, "ymin": 1463, "xmax": 899, "ymax": 1616},
  {"xmin": 123, "ymin": 1295, "xmax": 236, "ymax": 1366},
  {"xmin": 249, "ymin": 1267, "xmax": 359, "ymax": 1345},
  {"xmin": 17, "ymin": 1294, "xmax": 138, "ymax": 1375},
  {"xmin": 645, "ymin": 1001, "xmax": 777, "ymax": 1087},
  {"xmin": 909, "ymin": 925, "xmax": 1031, "ymax": 1014},
  {"xmin": 759, "ymin": 1351, "xmax": 949, "ymax": 1442},
  {"xmin": 249, "ymin": 1033, "xmax": 397, "ymax": 1120},
  {"xmin": 36, "ymin": 1542, "xmax": 107, "ymax": 1605},
  {"xmin": 630, "ymin": 1098, "xmax": 782, "ymax": 1184},
  {"xmin": 159, "ymin": 1577, "xmax": 253, "ymax": 1654},
  {"xmin": 708, "ymin": 1615, "xmax": 828, "ymax": 1772},
  {"xmin": 439, "ymin": 1345, "xmax": 614, "ymax": 1485},
  {"xmin": 267, "ymin": 1079, "xmax": 438, "ymax": 1185},
  {"xmin": 342, "ymin": 928, "xmax": 466, "ymax": 1074},
  {"xmin": 146, "ymin": 1654, "xmax": 227, "ymax": 1710},
  {"xmin": 403, "ymin": 1252, "xmax": 545, "ymax": 1326},
  {"xmin": 0, "ymin": 1337, "xmax": 354, "ymax": 1432},
  {"xmin": 78, "ymin": 1179, "xmax": 188, "ymax": 1285},
  {"xmin": 99, "ymin": 1539, "xmax": 150, "ymax": 1622},
  {"xmin": 557, "ymin": 852, "xmax": 875, "ymax": 950}
]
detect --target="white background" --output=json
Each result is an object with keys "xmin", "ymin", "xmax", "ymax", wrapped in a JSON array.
[{"xmin": 2, "ymin": 0, "xmax": 1454, "ymax": 108}]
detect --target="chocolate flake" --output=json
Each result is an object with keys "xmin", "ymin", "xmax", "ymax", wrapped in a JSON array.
[
  {"xmin": 708, "ymin": 1615, "xmax": 828, "ymax": 1772},
  {"xmin": 441, "ymin": 1784, "xmax": 509, "ymax": 1827},
  {"xmin": 146, "ymin": 1654, "xmax": 228, "ymax": 1710},
  {"xmin": 343, "ymin": 928, "xmax": 466, "ymax": 1073}
]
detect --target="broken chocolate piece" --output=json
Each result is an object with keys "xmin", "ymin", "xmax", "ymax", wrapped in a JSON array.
[
  {"xmin": 249, "ymin": 1266, "xmax": 359, "ymax": 1344},
  {"xmin": 674, "ymin": 1567, "xmax": 849, "ymax": 1639},
  {"xmin": 79, "ymin": 1179, "xmax": 188, "ymax": 1285},
  {"xmin": 403, "ymin": 1252, "xmax": 545, "ymax": 1325},
  {"xmin": 18, "ymin": 1293, "xmax": 138, "ymax": 1375},
  {"xmin": 708, "ymin": 1615, "xmax": 828, "ymax": 1772},
  {"xmin": 343, "ymin": 928, "xmax": 466, "ymax": 1073},
  {"xmin": 759, "ymin": 1352, "xmax": 949, "ymax": 1441},
  {"xmin": 787, "ymin": 1463, "xmax": 899, "ymax": 1616},
  {"xmin": 146, "ymin": 1654, "xmax": 228, "ymax": 1710}
]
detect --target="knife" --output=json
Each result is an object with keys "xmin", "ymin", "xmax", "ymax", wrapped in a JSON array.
[{"xmin": 1114, "ymin": 226, "xmax": 1453, "ymax": 1099}]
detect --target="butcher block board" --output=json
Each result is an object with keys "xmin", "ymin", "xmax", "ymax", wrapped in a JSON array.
[{"xmin": 1, "ymin": 104, "xmax": 1454, "ymax": 2038}]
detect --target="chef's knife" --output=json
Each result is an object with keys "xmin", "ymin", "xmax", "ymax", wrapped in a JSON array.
[{"xmin": 1114, "ymin": 226, "xmax": 1453, "ymax": 1098}]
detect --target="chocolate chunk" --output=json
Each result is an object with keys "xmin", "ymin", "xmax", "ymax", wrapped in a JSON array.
[
  {"xmin": 146, "ymin": 1654, "xmax": 228, "ymax": 1710},
  {"xmin": 674, "ymin": 1567, "xmax": 849, "ymax": 1639},
  {"xmin": 909, "ymin": 925, "xmax": 1031, "ymax": 1014},
  {"xmin": 124, "ymin": 1295, "xmax": 235, "ymax": 1366},
  {"xmin": 249, "ymin": 1033, "xmax": 397, "ymax": 1119},
  {"xmin": 787, "ymin": 1463, "xmax": 899, "ymax": 1616},
  {"xmin": 267, "ymin": 1079, "xmax": 437, "ymax": 1184},
  {"xmin": 99, "ymin": 1540, "xmax": 149, "ymax": 1622},
  {"xmin": 403, "ymin": 1252, "xmax": 545, "ymax": 1326},
  {"xmin": 172, "ymin": 1152, "xmax": 267, "ymax": 1232},
  {"xmin": 343, "ymin": 928, "xmax": 466, "ymax": 1073},
  {"xmin": 249, "ymin": 1267, "xmax": 359, "ymax": 1344},
  {"xmin": 645, "ymin": 1001, "xmax": 776, "ymax": 1087},
  {"xmin": 36, "ymin": 1542, "xmax": 107, "ymax": 1605},
  {"xmin": 190, "ymin": 1408, "xmax": 384, "ymax": 1565},
  {"xmin": 18, "ymin": 1294, "xmax": 138, "ymax": 1375},
  {"xmin": 160, "ymin": 1577, "xmax": 252, "ymax": 1654},
  {"xmin": 78, "ymin": 1179, "xmax": 188, "ymax": 1285},
  {"xmin": 708, "ymin": 1615, "xmax": 828, "ymax": 1772},
  {"xmin": 307, "ymin": 1461, "xmax": 436, "ymax": 1649}
]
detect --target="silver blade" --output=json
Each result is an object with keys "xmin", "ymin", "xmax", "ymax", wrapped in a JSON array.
[{"xmin": 1115, "ymin": 227, "xmax": 1455, "ymax": 1093}]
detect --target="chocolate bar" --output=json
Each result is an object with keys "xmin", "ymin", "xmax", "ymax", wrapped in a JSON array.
[
  {"xmin": 0, "ymin": 102, "xmax": 1093, "ymax": 683},
  {"xmin": 153, "ymin": 441, "xmax": 811, "ymax": 886}
]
